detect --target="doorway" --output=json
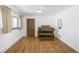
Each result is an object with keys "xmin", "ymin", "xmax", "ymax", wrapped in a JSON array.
[{"xmin": 27, "ymin": 18, "xmax": 35, "ymax": 37}]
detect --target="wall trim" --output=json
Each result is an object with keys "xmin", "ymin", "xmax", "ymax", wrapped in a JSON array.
[
  {"xmin": 0, "ymin": 36, "xmax": 24, "ymax": 53},
  {"xmin": 56, "ymin": 36, "xmax": 78, "ymax": 52}
]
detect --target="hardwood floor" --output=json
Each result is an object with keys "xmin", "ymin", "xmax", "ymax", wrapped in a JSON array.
[{"xmin": 5, "ymin": 37, "xmax": 77, "ymax": 53}]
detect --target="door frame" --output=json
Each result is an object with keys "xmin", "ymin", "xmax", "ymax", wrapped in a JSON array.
[{"xmin": 27, "ymin": 18, "xmax": 35, "ymax": 37}]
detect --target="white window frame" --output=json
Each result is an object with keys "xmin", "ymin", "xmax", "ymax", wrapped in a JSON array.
[{"xmin": 11, "ymin": 16, "xmax": 21, "ymax": 30}]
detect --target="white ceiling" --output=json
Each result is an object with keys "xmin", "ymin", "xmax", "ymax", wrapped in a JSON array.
[{"xmin": 11, "ymin": 5, "xmax": 72, "ymax": 15}]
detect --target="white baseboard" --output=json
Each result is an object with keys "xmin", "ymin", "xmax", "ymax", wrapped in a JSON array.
[
  {"xmin": 56, "ymin": 36, "xmax": 78, "ymax": 52},
  {"xmin": 1, "ymin": 36, "xmax": 23, "ymax": 53}
]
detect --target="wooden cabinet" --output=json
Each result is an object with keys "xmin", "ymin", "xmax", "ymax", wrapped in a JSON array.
[{"xmin": 38, "ymin": 25, "xmax": 54, "ymax": 40}]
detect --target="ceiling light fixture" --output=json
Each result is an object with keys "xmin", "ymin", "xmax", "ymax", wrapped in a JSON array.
[{"xmin": 37, "ymin": 9, "xmax": 42, "ymax": 13}]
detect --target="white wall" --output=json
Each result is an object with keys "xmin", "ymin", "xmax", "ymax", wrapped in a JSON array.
[
  {"xmin": 0, "ymin": 30, "xmax": 24, "ymax": 52},
  {"xmin": 0, "ymin": 8, "xmax": 26, "ymax": 52},
  {"xmin": 0, "ymin": 19, "xmax": 26, "ymax": 52},
  {"xmin": 35, "ymin": 15, "xmax": 55, "ymax": 36},
  {"xmin": 26, "ymin": 15, "xmax": 55, "ymax": 37},
  {"xmin": 54, "ymin": 6, "xmax": 79, "ymax": 52}
]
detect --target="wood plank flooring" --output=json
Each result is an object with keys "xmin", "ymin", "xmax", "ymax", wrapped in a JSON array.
[{"xmin": 5, "ymin": 37, "xmax": 77, "ymax": 53}]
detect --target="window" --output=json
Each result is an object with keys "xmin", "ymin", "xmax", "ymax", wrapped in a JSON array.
[
  {"xmin": 0, "ymin": 14, "xmax": 3, "ymax": 29},
  {"xmin": 11, "ymin": 16, "xmax": 21, "ymax": 30},
  {"xmin": 0, "ymin": 7, "xmax": 3, "ymax": 33},
  {"xmin": 12, "ymin": 17, "xmax": 18, "ymax": 28},
  {"xmin": 0, "ymin": 18, "xmax": 3, "ymax": 29},
  {"xmin": 18, "ymin": 18, "xmax": 21, "ymax": 28}
]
